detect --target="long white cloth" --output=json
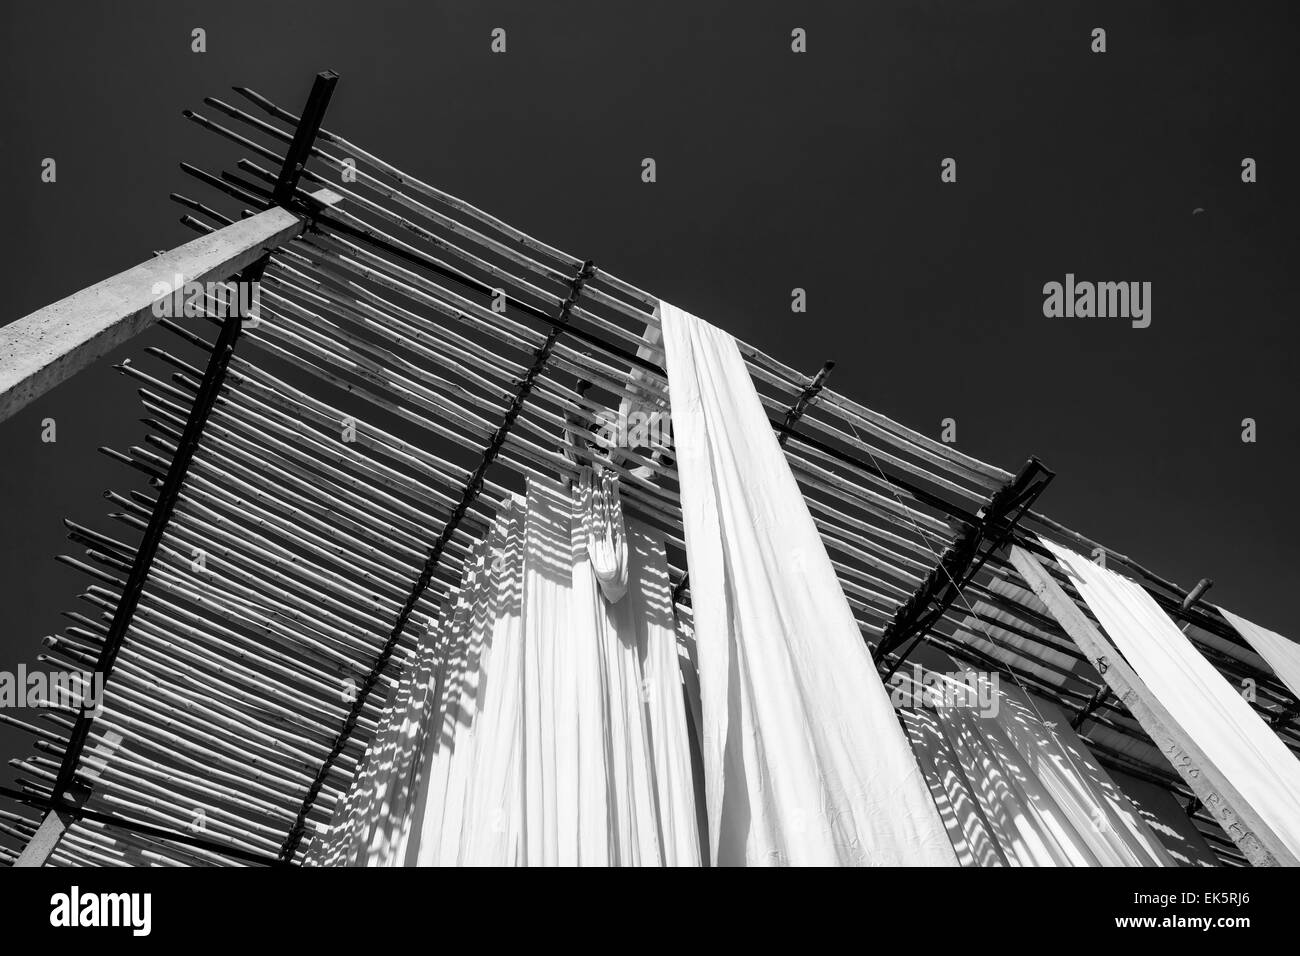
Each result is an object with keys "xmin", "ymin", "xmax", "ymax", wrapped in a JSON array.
[
  {"xmin": 519, "ymin": 477, "xmax": 582, "ymax": 864},
  {"xmin": 1042, "ymin": 538, "xmax": 1300, "ymax": 862},
  {"xmin": 577, "ymin": 467, "xmax": 630, "ymax": 604},
  {"xmin": 303, "ymin": 633, "xmax": 439, "ymax": 867},
  {"xmin": 903, "ymin": 675, "xmax": 1174, "ymax": 866},
  {"xmin": 660, "ymin": 299, "xmax": 958, "ymax": 866},
  {"xmin": 1217, "ymin": 605, "xmax": 1300, "ymax": 703},
  {"xmin": 453, "ymin": 501, "xmax": 526, "ymax": 864},
  {"xmin": 521, "ymin": 476, "xmax": 701, "ymax": 865}
]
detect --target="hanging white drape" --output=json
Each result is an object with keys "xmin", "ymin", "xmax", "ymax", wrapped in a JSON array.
[
  {"xmin": 519, "ymin": 477, "xmax": 582, "ymax": 864},
  {"xmin": 311, "ymin": 477, "xmax": 700, "ymax": 866},
  {"xmin": 1217, "ymin": 605, "xmax": 1300, "ymax": 703},
  {"xmin": 412, "ymin": 529, "xmax": 502, "ymax": 866},
  {"xmin": 446, "ymin": 500, "xmax": 527, "ymax": 865},
  {"xmin": 660, "ymin": 299, "xmax": 958, "ymax": 866},
  {"xmin": 520, "ymin": 475, "xmax": 700, "ymax": 865},
  {"xmin": 304, "ymin": 558, "xmax": 476, "ymax": 869},
  {"xmin": 1041, "ymin": 538, "xmax": 1300, "ymax": 862},
  {"xmin": 903, "ymin": 673, "xmax": 1175, "ymax": 866},
  {"xmin": 573, "ymin": 485, "xmax": 668, "ymax": 865},
  {"xmin": 303, "ymin": 631, "xmax": 439, "ymax": 867},
  {"xmin": 439, "ymin": 504, "xmax": 525, "ymax": 863}
]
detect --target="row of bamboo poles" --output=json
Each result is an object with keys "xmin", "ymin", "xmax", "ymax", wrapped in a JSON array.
[{"xmin": 3, "ymin": 80, "xmax": 1295, "ymax": 867}]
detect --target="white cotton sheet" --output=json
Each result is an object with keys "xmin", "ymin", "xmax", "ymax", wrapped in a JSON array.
[
  {"xmin": 312, "ymin": 478, "xmax": 702, "ymax": 866},
  {"xmin": 411, "ymin": 536, "xmax": 494, "ymax": 866},
  {"xmin": 305, "ymin": 613, "xmax": 446, "ymax": 867},
  {"xmin": 457, "ymin": 502, "xmax": 526, "ymax": 865},
  {"xmin": 577, "ymin": 467, "xmax": 629, "ymax": 604},
  {"xmin": 660, "ymin": 299, "xmax": 958, "ymax": 866},
  {"xmin": 1041, "ymin": 539, "xmax": 1300, "ymax": 862},
  {"xmin": 632, "ymin": 528, "xmax": 704, "ymax": 866},
  {"xmin": 519, "ymin": 478, "xmax": 577, "ymax": 865},
  {"xmin": 672, "ymin": 610, "xmax": 712, "ymax": 858},
  {"xmin": 1217, "ymin": 606, "xmax": 1300, "ymax": 703},
  {"xmin": 903, "ymin": 673, "xmax": 1175, "ymax": 866},
  {"xmin": 571, "ymin": 497, "xmax": 658, "ymax": 865},
  {"xmin": 519, "ymin": 475, "xmax": 702, "ymax": 865}
]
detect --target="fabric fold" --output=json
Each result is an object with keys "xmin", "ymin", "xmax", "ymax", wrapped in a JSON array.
[
  {"xmin": 1217, "ymin": 605, "xmax": 1300, "ymax": 703},
  {"xmin": 314, "ymin": 476, "xmax": 701, "ymax": 866},
  {"xmin": 577, "ymin": 466, "xmax": 630, "ymax": 604},
  {"xmin": 903, "ymin": 671, "xmax": 1175, "ymax": 866},
  {"xmin": 1040, "ymin": 538, "xmax": 1300, "ymax": 862},
  {"xmin": 660, "ymin": 299, "xmax": 957, "ymax": 866}
]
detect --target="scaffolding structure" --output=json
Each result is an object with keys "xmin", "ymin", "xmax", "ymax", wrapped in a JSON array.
[{"xmin": 1, "ymin": 73, "xmax": 1296, "ymax": 868}]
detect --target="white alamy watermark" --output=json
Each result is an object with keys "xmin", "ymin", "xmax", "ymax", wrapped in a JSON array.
[
  {"xmin": 0, "ymin": 665, "xmax": 104, "ymax": 716},
  {"xmin": 888, "ymin": 665, "xmax": 1000, "ymax": 718},
  {"xmin": 1042, "ymin": 274, "xmax": 1151, "ymax": 328},
  {"xmin": 50, "ymin": 886, "xmax": 151, "ymax": 937},
  {"xmin": 150, "ymin": 273, "xmax": 262, "ymax": 326}
]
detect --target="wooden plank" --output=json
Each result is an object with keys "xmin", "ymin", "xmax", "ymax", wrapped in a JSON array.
[
  {"xmin": 0, "ymin": 206, "xmax": 304, "ymax": 424},
  {"xmin": 12, "ymin": 785, "xmax": 89, "ymax": 868},
  {"xmin": 1009, "ymin": 544, "xmax": 1298, "ymax": 867}
]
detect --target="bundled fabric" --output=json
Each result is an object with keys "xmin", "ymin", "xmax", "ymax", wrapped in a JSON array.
[
  {"xmin": 902, "ymin": 671, "xmax": 1175, "ymax": 866},
  {"xmin": 1217, "ymin": 606, "xmax": 1300, "ymax": 702},
  {"xmin": 660, "ymin": 299, "xmax": 958, "ymax": 866},
  {"xmin": 1041, "ymin": 539, "xmax": 1300, "ymax": 862},
  {"xmin": 576, "ymin": 466, "xmax": 629, "ymax": 604},
  {"xmin": 308, "ymin": 478, "xmax": 700, "ymax": 866}
]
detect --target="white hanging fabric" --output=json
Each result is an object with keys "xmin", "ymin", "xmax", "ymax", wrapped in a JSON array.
[
  {"xmin": 572, "ymin": 493, "xmax": 663, "ymax": 865},
  {"xmin": 902, "ymin": 672, "xmax": 1175, "ymax": 866},
  {"xmin": 1217, "ymin": 605, "xmax": 1300, "ymax": 703},
  {"xmin": 456, "ymin": 500, "xmax": 527, "ymax": 865},
  {"xmin": 637, "ymin": 562, "xmax": 705, "ymax": 866},
  {"xmin": 411, "ymin": 532, "xmax": 498, "ymax": 866},
  {"xmin": 519, "ymin": 475, "xmax": 701, "ymax": 865},
  {"xmin": 576, "ymin": 466, "xmax": 629, "ymax": 604},
  {"xmin": 1041, "ymin": 538, "xmax": 1300, "ymax": 862},
  {"xmin": 314, "ymin": 476, "xmax": 701, "ymax": 866},
  {"xmin": 303, "ymin": 635, "xmax": 437, "ymax": 867},
  {"xmin": 519, "ymin": 477, "xmax": 583, "ymax": 864},
  {"xmin": 304, "ymin": 581, "xmax": 458, "ymax": 868},
  {"xmin": 659, "ymin": 299, "xmax": 958, "ymax": 866},
  {"xmin": 672, "ymin": 608, "xmax": 712, "ymax": 857}
]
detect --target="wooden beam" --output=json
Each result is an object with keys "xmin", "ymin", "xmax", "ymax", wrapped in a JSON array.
[
  {"xmin": 0, "ymin": 206, "xmax": 304, "ymax": 424},
  {"xmin": 1009, "ymin": 543, "xmax": 1299, "ymax": 867},
  {"xmin": 874, "ymin": 457, "xmax": 1054, "ymax": 673},
  {"xmin": 272, "ymin": 71, "xmax": 339, "ymax": 205},
  {"xmin": 12, "ymin": 784, "xmax": 89, "ymax": 867}
]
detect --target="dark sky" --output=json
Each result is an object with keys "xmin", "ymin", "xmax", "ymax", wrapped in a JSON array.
[{"xmin": 1, "ymin": 1, "xmax": 1297, "ymax": 789}]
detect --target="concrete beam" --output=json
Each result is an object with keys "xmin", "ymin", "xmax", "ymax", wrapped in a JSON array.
[
  {"xmin": 12, "ymin": 785, "xmax": 90, "ymax": 868},
  {"xmin": 0, "ymin": 206, "xmax": 304, "ymax": 424},
  {"xmin": 1009, "ymin": 543, "xmax": 1299, "ymax": 867}
]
